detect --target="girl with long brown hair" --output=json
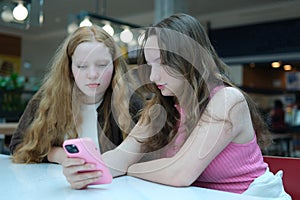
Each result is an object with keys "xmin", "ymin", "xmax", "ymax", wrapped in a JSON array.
[{"xmin": 62, "ymin": 14, "xmax": 290, "ymax": 199}]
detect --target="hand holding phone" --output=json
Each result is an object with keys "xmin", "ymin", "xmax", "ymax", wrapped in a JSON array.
[{"xmin": 63, "ymin": 138, "xmax": 112, "ymax": 185}]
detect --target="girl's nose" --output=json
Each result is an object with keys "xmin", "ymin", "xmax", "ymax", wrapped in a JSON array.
[
  {"xmin": 149, "ymin": 65, "xmax": 161, "ymax": 82},
  {"xmin": 87, "ymin": 67, "xmax": 99, "ymax": 79}
]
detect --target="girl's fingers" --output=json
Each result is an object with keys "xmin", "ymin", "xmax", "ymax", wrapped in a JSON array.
[
  {"xmin": 61, "ymin": 159, "xmax": 103, "ymax": 189},
  {"xmin": 62, "ymin": 157, "xmax": 85, "ymax": 167},
  {"xmin": 71, "ymin": 176, "xmax": 101, "ymax": 189}
]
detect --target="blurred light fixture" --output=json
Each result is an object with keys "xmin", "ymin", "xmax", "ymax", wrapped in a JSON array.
[
  {"xmin": 79, "ymin": 16, "xmax": 92, "ymax": 27},
  {"xmin": 67, "ymin": 11, "xmax": 142, "ymax": 40},
  {"xmin": 67, "ymin": 11, "xmax": 144, "ymax": 64},
  {"xmin": 0, "ymin": 0, "xmax": 44, "ymax": 29},
  {"xmin": 271, "ymin": 61, "xmax": 281, "ymax": 68},
  {"xmin": 38, "ymin": 0, "xmax": 44, "ymax": 24},
  {"xmin": 13, "ymin": 2, "xmax": 28, "ymax": 21},
  {"xmin": 1, "ymin": 6, "xmax": 13, "ymax": 22},
  {"xmin": 283, "ymin": 64, "xmax": 292, "ymax": 71},
  {"xmin": 102, "ymin": 23, "xmax": 114, "ymax": 36},
  {"xmin": 120, "ymin": 27, "xmax": 133, "ymax": 43}
]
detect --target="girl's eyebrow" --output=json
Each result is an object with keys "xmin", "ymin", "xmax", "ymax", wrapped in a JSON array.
[
  {"xmin": 97, "ymin": 59, "xmax": 111, "ymax": 63},
  {"xmin": 73, "ymin": 60, "xmax": 87, "ymax": 65}
]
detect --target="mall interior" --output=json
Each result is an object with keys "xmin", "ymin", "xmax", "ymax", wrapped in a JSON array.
[
  {"xmin": 1, "ymin": 0, "xmax": 300, "ymax": 156},
  {"xmin": 0, "ymin": 1, "xmax": 300, "ymax": 198}
]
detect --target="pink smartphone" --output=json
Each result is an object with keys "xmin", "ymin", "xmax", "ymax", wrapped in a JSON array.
[{"xmin": 63, "ymin": 138, "xmax": 112, "ymax": 185}]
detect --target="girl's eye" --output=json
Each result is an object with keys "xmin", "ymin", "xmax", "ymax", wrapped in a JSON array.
[
  {"xmin": 97, "ymin": 64, "xmax": 107, "ymax": 67},
  {"xmin": 77, "ymin": 65, "xmax": 87, "ymax": 69}
]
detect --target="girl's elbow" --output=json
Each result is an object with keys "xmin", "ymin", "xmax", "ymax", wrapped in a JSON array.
[{"xmin": 168, "ymin": 172, "xmax": 195, "ymax": 187}]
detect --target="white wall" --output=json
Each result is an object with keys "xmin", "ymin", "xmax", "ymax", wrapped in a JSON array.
[
  {"xmin": 20, "ymin": 31, "xmax": 67, "ymax": 79},
  {"xmin": 229, "ymin": 64, "xmax": 243, "ymax": 86}
]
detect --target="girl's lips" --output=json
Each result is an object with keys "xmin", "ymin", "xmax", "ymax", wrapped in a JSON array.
[
  {"xmin": 157, "ymin": 84, "xmax": 166, "ymax": 90},
  {"xmin": 87, "ymin": 83, "xmax": 100, "ymax": 88}
]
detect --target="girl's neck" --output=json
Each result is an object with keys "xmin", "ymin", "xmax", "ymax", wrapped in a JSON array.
[{"xmin": 81, "ymin": 95, "xmax": 103, "ymax": 105}]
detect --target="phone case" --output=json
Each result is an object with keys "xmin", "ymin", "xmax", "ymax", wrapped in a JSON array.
[{"xmin": 63, "ymin": 138, "xmax": 112, "ymax": 185}]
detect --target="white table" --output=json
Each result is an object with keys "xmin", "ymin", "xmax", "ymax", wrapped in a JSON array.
[{"xmin": 0, "ymin": 154, "xmax": 275, "ymax": 200}]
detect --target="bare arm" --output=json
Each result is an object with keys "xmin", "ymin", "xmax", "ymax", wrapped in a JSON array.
[
  {"xmin": 60, "ymin": 123, "xmax": 147, "ymax": 189},
  {"xmin": 102, "ymin": 124, "xmax": 149, "ymax": 177},
  {"xmin": 47, "ymin": 146, "xmax": 68, "ymax": 164},
  {"xmin": 127, "ymin": 87, "xmax": 255, "ymax": 186}
]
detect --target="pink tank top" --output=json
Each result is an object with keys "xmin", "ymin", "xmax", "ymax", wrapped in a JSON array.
[
  {"xmin": 192, "ymin": 135, "xmax": 267, "ymax": 193},
  {"xmin": 165, "ymin": 86, "xmax": 267, "ymax": 193}
]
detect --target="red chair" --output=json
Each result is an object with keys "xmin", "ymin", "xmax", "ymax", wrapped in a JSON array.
[{"xmin": 263, "ymin": 156, "xmax": 300, "ymax": 200}]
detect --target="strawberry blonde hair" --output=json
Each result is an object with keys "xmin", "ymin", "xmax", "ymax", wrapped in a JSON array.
[{"xmin": 12, "ymin": 25, "xmax": 134, "ymax": 163}]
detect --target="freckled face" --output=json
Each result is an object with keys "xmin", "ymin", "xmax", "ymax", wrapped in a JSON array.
[
  {"xmin": 72, "ymin": 42, "xmax": 113, "ymax": 103},
  {"xmin": 144, "ymin": 36, "xmax": 184, "ymax": 98}
]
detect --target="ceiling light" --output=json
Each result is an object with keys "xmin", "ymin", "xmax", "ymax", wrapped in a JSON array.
[
  {"xmin": 0, "ymin": 0, "xmax": 44, "ymax": 29},
  {"xmin": 271, "ymin": 61, "xmax": 281, "ymax": 68},
  {"xmin": 283, "ymin": 64, "xmax": 292, "ymax": 71},
  {"xmin": 68, "ymin": 11, "xmax": 140, "ymax": 43},
  {"xmin": 102, "ymin": 23, "xmax": 114, "ymax": 36},
  {"xmin": 13, "ymin": 3, "xmax": 28, "ymax": 21},
  {"xmin": 1, "ymin": 7, "xmax": 13, "ymax": 22},
  {"xmin": 79, "ymin": 17, "xmax": 92, "ymax": 27},
  {"xmin": 67, "ymin": 11, "xmax": 141, "ymax": 63},
  {"xmin": 120, "ymin": 28, "xmax": 133, "ymax": 43}
]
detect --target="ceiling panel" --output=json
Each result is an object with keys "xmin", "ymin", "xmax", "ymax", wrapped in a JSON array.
[{"xmin": 0, "ymin": 0, "xmax": 299, "ymax": 38}]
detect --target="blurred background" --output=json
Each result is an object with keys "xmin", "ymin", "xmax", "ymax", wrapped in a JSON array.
[{"xmin": 1, "ymin": 0, "xmax": 300, "ymax": 157}]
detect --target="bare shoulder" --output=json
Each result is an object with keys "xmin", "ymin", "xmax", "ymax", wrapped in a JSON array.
[
  {"xmin": 206, "ymin": 87, "xmax": 249, "ymax": 119},
  {"xmin": 211, "ymin": 87, "xmax": 246, "ymax": 104}
]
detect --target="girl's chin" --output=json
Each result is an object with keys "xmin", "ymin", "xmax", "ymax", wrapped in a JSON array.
[
  {"xmin": 160, "ymin": 90, "xmax": 173, "ymax": 97},
  {"xmin": 82, "ymin": 93, "xmax": 102, "ymax": 101}
]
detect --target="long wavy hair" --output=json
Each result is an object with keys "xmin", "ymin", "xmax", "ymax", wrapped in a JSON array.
[
  {"xmin": 12, "ymin": 25, "xmax": 133, "ymax": 163},
  {"xmin": 137, "ymin": 13, "xmax": 271, "ymax": 153}
]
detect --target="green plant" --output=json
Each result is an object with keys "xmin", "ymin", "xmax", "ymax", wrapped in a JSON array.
[
  {"xmin": 0, "ymin": 72, "xmax": 25, "ymax": 90},
  {"xmin": 0, "ymin": 73, "xmax": 25, "ymax": 113}
]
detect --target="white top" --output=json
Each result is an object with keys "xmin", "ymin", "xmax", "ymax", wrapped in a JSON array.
[
  {"xmin": 79, "ymin": 101, "xmax": 101, "ymax": 150},
  {"xmin": 0, "ymin": 154, "xmax": 276, "ymax": 200}
]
